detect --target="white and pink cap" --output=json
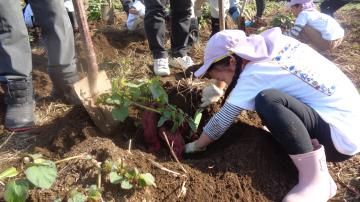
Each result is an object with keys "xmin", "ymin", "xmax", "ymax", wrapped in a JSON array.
[
  {"xmin": 194, "ymin": 27, "xmax": 285, "ymax": 77},
  {"xmin": 286, "ymin": 0, "xmax": 316, "ymax": 11}
]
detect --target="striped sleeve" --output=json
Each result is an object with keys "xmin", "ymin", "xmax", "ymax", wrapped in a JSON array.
[
  {"xmin": 203, "ymin": 102, "xmax": 242, "ymax": 140},
  {"xmin": 285, "ymin": 24, "xmax": 304, "ymax": 38}
]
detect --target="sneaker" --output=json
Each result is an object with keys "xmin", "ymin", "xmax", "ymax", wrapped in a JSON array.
[
  {"xmin": 153, "ymin": 58, "xmax": 170, "ymax": 76},
  {"xmin": 169, "ymin": 55, "xmax": 194, "ymax": 70}
]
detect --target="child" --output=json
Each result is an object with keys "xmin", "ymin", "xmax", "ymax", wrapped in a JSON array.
[
  {"xmin": 286, "ymin": 0, "xmax": 344, "ymax": 52},
  {"xmin": 126, "ymin": 0, "xmax": 145, "ymax": 35},
  {"xmin": 186, "ymin": 28, "xmax": 360, "ymax": 201}
]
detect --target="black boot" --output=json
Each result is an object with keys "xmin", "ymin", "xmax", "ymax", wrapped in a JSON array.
[
  {"xmin": 3, "ymin": 77, "xmax": 35, "ymax": 132},
  {"xmin": 210, "ymin": 18, "xmax": 220, "ymax": 37},
  {"xmin": 48, "ymin": 68, "xmax": 80, "ymax": 105}
]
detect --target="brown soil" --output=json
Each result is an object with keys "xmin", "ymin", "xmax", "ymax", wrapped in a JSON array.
[{"xmin": 1, "ymin": 6, "xmax": 360, "ymax": 202}]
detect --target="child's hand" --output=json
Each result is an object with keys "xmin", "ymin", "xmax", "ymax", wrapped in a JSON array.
[{"xmin": 184, "ymin": 141, "xmax": 206, "ymax": 153}]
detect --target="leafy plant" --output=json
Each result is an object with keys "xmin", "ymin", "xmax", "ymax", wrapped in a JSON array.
[
  {"xmin": 271, "ymin": 12, "xmax": 295, "ymax": 31},
  {"xmin": 98, "ymin": 78, "xmax": 198, "ymax": 133},
  {"xmin": 103, "ymin": 160, "xmax": 156, "ymax": 190},
  {"xmin": 2, "ymin": 154, "xmax": 57, "ymax": 202},
  {"xmin": 67, "ymin": 185, "xmax": 102, "ymax": 202},
  {"xmin": 1, "ymin": 154, "xmax": 92, "ymax": 202},
  {"xmin": 87, "ymin": 0, "xmax": 106, "ymax": 21}
]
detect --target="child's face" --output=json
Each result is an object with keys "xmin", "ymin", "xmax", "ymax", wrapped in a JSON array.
[
  {"xmin": 291, "ymin": 5, "xmax": 303, "ymax": 17},
  {"xmin": 207, "ymin": 57, "xmax": 237, "ymax": 85}
]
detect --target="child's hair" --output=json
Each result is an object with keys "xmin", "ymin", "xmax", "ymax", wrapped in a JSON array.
[{"xmin": 208, "ymin": 54, "xmax": 243, "ymax": 104}]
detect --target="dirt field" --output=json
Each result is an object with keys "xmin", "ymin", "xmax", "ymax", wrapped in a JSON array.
[{"xmin": 1, "ymin": 2, "xmax": 359, "ymax": 202}]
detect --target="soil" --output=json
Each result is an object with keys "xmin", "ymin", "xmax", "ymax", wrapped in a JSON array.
[{"xmin": 1, "ymin": 4, "xmax": 360, "ymax": 202}]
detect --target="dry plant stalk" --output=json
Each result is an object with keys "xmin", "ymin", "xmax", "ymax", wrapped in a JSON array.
[
  {"xmin": 128, "ymin": 139, "xmax": 132, "ymax": 154},
  {"xmin": 336, "ymin": 167, "xmax": 360, "ymax": 199},
  {"xmin": 147, "ymin": 159, "xmax": 182, "ymax": 177},
  {"xmin": 161, "ymin": 132, "xmax": 188, "ymax": 174},
  {"xmin": 0, "ymin": 132, "xmax": 15, "ymax": 150}
]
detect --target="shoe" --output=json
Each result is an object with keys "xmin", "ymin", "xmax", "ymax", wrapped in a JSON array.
[
  {"xmin": 48, "ymin": 67, "xmax": 81, "ymax": 105},
  {"xmin": 169, "ymin": 56, "xmax": 194, "ymax": 70},
  {"xmin": 3, "ymin": 77, "xmax": 35, "ymax": 132},
  {"xmin": 153, "ymin": 58, "xmax": 170, "ymax": 76},
  {"xmin": 283, "ymin": 144, "xmax": 337, "ymax": 202}
]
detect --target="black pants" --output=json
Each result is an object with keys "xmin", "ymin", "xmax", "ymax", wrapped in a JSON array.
[
  {"xmin": 255, "ymin": 0, "xmax": 265, "ymax": 18},
  {"xmin": 144, "ymin": 0, "xmax": 191, "ymax": 59},
  {"xmin": 320, "ymin": 0, "xmax": 352, "ymax": 17},
  {"xmin": 255, "ymin": 89, "xmax": 352, "ymax": 162}
]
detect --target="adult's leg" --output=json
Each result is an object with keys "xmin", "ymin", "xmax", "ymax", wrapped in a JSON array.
[
  {"xmin": 255, "ymin": 89, "xmax": 351, "ymax": 162},
  {"xmin": 144, "ymin": 0, "xmax": 167, "ymax": 59},
  {"xmin": 0, "ymin": 0, "xmax": 32, "ymax": 81},
  {"xmin": 30, "ymin": 0, "xmax": 79, "ymax": 104},
  {"xmin": 255, "ymin": 0, "xmax": 265, "ymax": 18},
  {"xmin": 169, "ymin": 0, "xmax": 192, "ymax": 57},
  {"xmin": 0, "ymin": 0, "xmax": 35, "ymax": 131}
]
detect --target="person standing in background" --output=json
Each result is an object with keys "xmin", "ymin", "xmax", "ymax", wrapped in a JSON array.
[{"xmin": 144, "ymin": 0, "xmax": 194, "ymax": 76}]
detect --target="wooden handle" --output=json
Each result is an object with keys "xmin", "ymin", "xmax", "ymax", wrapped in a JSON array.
[
  {"xmin": 219, "ymin": 0, "xmax": 225, "ymax": 31},
  {"xmin": 73, "ymin": 0, "xmax": 98, "ymax": 96}
]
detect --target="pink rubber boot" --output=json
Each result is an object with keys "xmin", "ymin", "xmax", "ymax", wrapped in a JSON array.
[{"xmin": 283, "ymin": 145, "xmax": 337, "ymax": 202}]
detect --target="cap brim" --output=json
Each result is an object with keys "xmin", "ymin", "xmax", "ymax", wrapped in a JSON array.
[
  {"xmin": 286, "ymin": 2, "xmax": 295, "ymax": 9},
  {"xmin": 194, "ymin": 60, "xmax": 213, "ymax": 77}
]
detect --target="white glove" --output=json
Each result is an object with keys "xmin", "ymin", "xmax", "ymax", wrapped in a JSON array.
[
  {"xmin": 184, "ymin": 141, "xmax": 206, "ymax": 153},
  {"xmin": 200, "ymin": 84, "xmax": 224, "ymax": 108}
]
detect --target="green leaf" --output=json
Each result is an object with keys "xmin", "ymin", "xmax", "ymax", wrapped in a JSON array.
[
  {"xmin": 68, "ymin": 190, "xmax": 86, "ymax": 202},
  {"xmin": 109, "ymin": 172, "xmax": 122, "ymax": 184},
  {"xmin": 111, "ymin": 105, "xmax": 129, "ymax": 122},
  {"xmin": 4, "ymin": 179, "xmax": 29, "ymax": 202},
  {"xmin": 120, "ymin": 179, "xmax": 133, "ymax": 190},
  {"xmin": 54, "ymin": 198, "xmax": 62, "ymax": 202},
  {"xmin": 139, "ymin": 173, "xmax": 156, "ymax": 187},
  {"xmin": 149, "ymin": 81, "xmax": 168, "ymax": 104},
  {"xmin": 105, "ymin": 95, "xmax": 122, "ymax": 105},
  {"xmin": 187, "ymin": 119, "xmax": 197, "ymax": 132},
  {"xmin": 87, "ymin": 185, "xmax": 102, "ymax": 202},
  {"xmin": 0, "ymin": 167, "xmax": 19, "ymax": 181},
  {"xmin": 25, "ymin": 160, "xmax": 57, "ymax": 189},
  {"xmin": 129, "ymin": 87, "xmax": 141, "ymax": 99},
  {"xmin": 157, "ymin": 116, "xmax": 169, "ymax": 127},
  {"xmin": 193, "ymin": 110, "xmax": 203, "ymax": 129}
]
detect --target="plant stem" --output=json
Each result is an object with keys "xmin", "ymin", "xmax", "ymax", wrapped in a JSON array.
[
  {"xmin": 131, "ymin": 102, "xmax": 161, "ymax": 113},
  {"xmin": 55, "ymin": 154, "xmax": 86, "ymax": 165}
]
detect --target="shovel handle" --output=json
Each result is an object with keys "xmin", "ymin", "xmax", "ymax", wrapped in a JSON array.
[
  {"xmin": 218, "ymin": 0, "xmax": 225, "ymax": 31},
  {"xmin": 73, "ymin": 0, "xmax": 98, "ymax": 96}
]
